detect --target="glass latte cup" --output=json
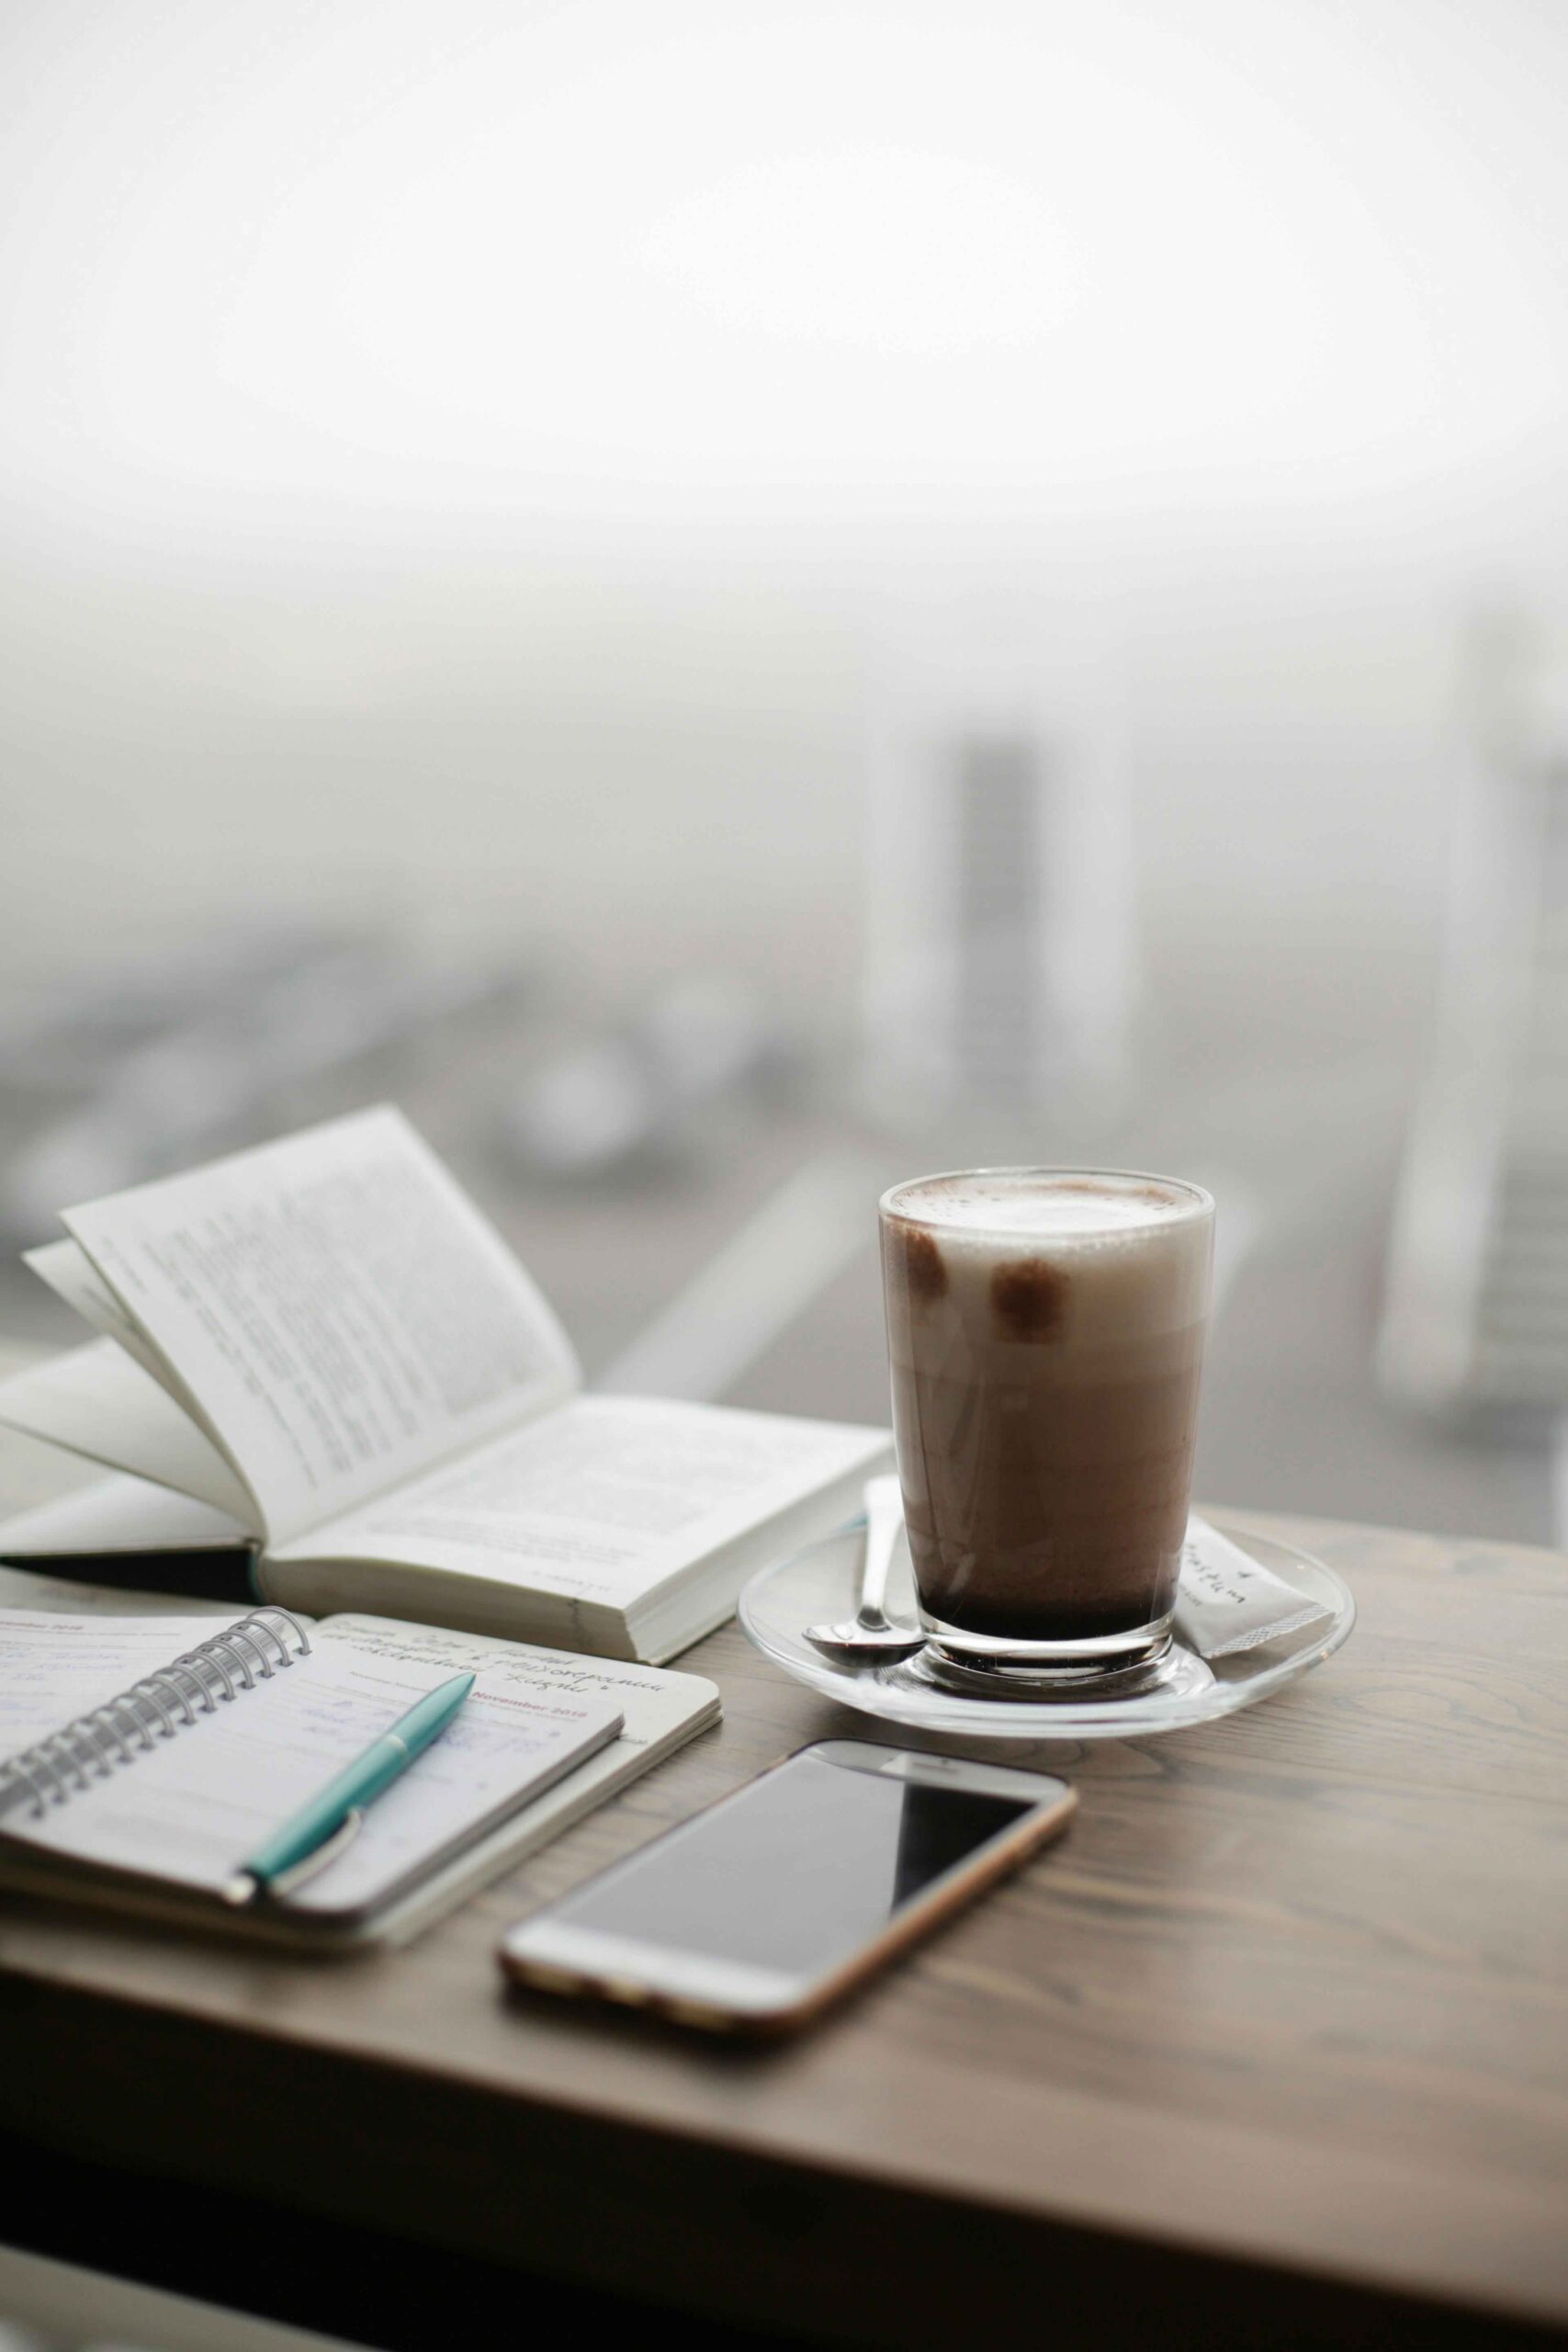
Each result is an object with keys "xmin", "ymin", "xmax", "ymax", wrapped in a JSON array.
[{"xmin": 880, "ymin": 1169, "xmax": 1213, "ymax": 1690}]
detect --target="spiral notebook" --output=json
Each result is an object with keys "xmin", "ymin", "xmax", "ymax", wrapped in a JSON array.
[{"xmin": 0, "ymin": 1603, "xmax": 719, "ymax": 1950}]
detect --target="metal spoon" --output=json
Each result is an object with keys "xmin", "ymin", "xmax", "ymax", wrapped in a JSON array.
[{"xmin": 806, "ymin": 1476, "xmax": 924, "ymax": 1658}]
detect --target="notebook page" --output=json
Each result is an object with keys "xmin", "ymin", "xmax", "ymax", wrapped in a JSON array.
[
  {"xmin": 0, "ymin": 1612, "xmax": 246, "ymax": 1752},
  {"xmin": 4, "ymin": 1624, "xmax": 622, "ymax": 1911},
  {"xmin": 282, "ymin": 1615, "xmax": 704, "ymax": 1915},
  {"xmin": 273, "ymin": 1393, "xmax": 889, "ymax": 1611},
  {"xmin": 310, "ymin": 1617, "xmax": 721, "ymax": 1941},
  {"xmin": 0, "ymin": 1564, "xmax": 237, "ymax": 1614},
  {"xmin": 62, "ymin": 1106, "xmax": 580, "ymax": 1547}
]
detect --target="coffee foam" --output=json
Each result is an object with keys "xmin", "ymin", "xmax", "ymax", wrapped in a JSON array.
[
  {"xmin": 883, "ymin": 1171, "xmax": 1211, "ymax": 1347},
  {"xmin": 886, "ymin": 1172, "xmax": 1202, "ymax": 1244}
]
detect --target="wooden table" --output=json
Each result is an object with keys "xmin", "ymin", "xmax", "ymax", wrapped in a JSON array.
[{"xmin": 1, "ymin": 1511, "xmax": 1564, "ymax": 2350}]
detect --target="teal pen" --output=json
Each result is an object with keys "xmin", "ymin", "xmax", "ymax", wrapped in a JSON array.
[{"xmin": 225, "ymin": 1670, "xmax": 475, "ymax": 1904}]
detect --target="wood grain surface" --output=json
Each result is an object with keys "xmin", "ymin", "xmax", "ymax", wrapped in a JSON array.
[{"xmin": 1, "ymin": 1509, "xmax": 1565, "ymax": 2349}]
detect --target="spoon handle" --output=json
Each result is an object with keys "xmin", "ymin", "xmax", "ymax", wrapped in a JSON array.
[{"xmin": 858, "ymin": 1476, "xmax": 906, "ymax": 1631}]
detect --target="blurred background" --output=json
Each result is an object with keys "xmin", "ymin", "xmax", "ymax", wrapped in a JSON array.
[{"xmin": 4, "ymin": 0, "xmax": 1568, "ymax": 1551}]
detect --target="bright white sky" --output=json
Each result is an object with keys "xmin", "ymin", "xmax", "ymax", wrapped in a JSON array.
[{"xmin": 0, "ymin": 0, "xmax": 1563, "ymax": 538}]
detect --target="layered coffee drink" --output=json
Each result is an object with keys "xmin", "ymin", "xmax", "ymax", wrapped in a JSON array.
[{"xmin": 880, "ymin": 1169, "xmax": 1213, "ymax": 1681}]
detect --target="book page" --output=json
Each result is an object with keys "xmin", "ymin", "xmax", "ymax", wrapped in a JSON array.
[
  {"xmin": 0, "ymin": 1342, "xmax": 257, "ymax": 1521},
  {"xmin": 2, "ymin": 1612, "xmax": 622, "ymax": 1911},
  {"xmin": 62, "ymin": 1106, "xmax": 580, "ymax": 1547},
  {"xmin": 24, "ymin": 1239, "xmax": 251, "ymax": 1482},
  {"xmin": 24, "ymin": 1239, "xmax": 179, "ymax": 1393},
  {"xmin": 0, "ymin": 1472, "xmax": 251, "ymax": 1557},
  {"xmin": 274, "ymin": 1394, "xmax": 888, "ymax": 1611}
]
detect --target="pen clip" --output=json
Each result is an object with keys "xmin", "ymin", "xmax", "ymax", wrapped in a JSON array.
[{"xmin": 228, "ymin": 1807, "xmax": 365, "ymax": 1906}]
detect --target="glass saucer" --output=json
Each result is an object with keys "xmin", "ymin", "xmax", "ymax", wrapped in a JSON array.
[{"xmin": 739, "ymin": 1514, "xmax": 1355, "ymax": 1741}]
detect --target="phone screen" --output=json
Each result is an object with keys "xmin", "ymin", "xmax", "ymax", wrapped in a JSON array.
[{"xmin": 527, "ymin": 1745, "xmax": 1042, "ymax": 1977}]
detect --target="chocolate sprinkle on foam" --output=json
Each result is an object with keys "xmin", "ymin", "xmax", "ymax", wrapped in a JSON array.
[
  {"xmin": 897, "ymin": 1223, "xmax": 948, "ymax": 1303},
  {"xmin": 990, "ymin": 1256, "xmax": 1068, "ymax": 1340}
]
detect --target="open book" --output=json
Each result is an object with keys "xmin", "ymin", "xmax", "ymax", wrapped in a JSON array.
[
  {"xmin": 0, "ymin": 1108, "xmax": 889, "ymax": 1660},
  {"xmin": 0, "ymin": 1601, "xmax": 718, "ymax": 1950}
]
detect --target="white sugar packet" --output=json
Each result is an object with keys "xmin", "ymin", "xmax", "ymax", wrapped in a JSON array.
[{"xmin": 1173, "ymin": 1516, "xmax": 1333, "ymax": 1658}]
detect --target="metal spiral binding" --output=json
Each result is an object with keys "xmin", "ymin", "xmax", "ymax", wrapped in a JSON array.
[{"xmin": 0, "ymin": 1609, "xmax": 310, "ymax": 1821}]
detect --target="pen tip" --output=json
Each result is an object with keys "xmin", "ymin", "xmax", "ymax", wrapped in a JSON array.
[{"xmin": 221, "ymin": 1873, "xmax": 256, "ymax": 1906}]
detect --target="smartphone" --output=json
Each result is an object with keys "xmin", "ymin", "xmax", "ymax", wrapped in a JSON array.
[{"xmin": 499, "ymin": 1739, "xmax": 1076, "ymax": 2034}]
